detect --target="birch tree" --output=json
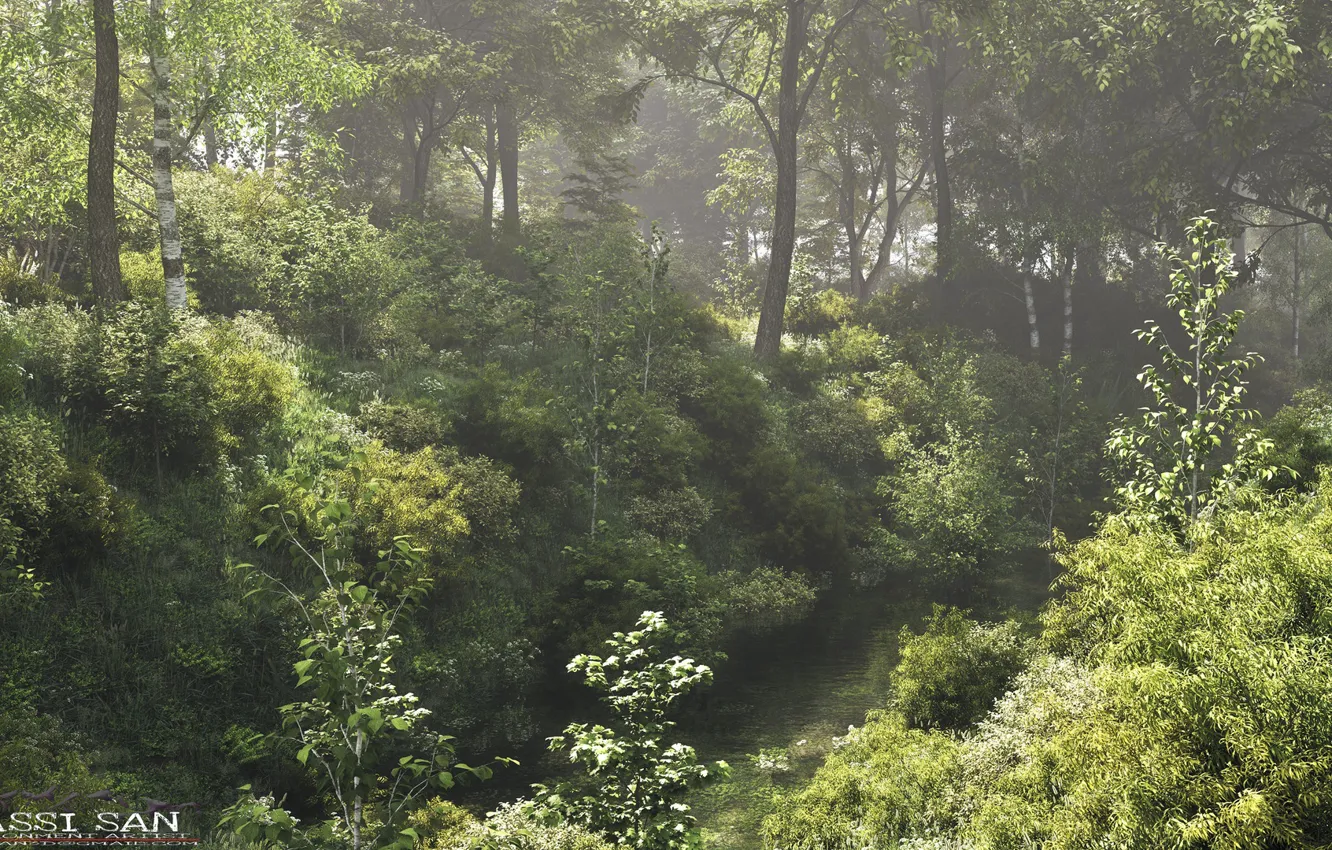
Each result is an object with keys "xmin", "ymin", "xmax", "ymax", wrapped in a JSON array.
[{"xmin": 122, "ymin": 0, "xmax": 369, "ymax": 308}]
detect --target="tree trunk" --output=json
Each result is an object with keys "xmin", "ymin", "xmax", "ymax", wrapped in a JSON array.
[
  {"xmin": 399, "ymin": 107, "xmax": 418, "ymax": 204},
  {"xmin": 148, "ymin": 0, "xmax": 186, "ymax": 310},
  {"xmin": 88, "ymin": 0, "xmax": 123, "ymax": 306},
  {"xmin": 1022, "ymin": 257, "xmax": 1039, "ymax": 353},
  {"xmin": 1293, "ymin": 225, "xmax": 1303, "ymax": 360},
  {"xmin": 927, "ymin": 36, "xmax": 954, "ymax": 298},
  {"xmin": 754, "ymin": 0, "xmax": 807, "ymax": 361},
  {"xmin": 480, "ymin": 108, "xmax": 497, "ymax": 247},
  {"xmin": 497, "ymin": 101, "xmax": 520, "ymax": 240},
  {"xmin": 1060, "ymin": 251, "xmax": 1073, "ymax": 356},
  {"xmin": 264, "ymin": 111, "xmax": 278, "ymax": 172},
  {"xmin": 837, "ymin": 140, "xmax": 865, "ymax": 299},
  {"xmin": 203, "ymin": 122, "xmax": 218, "ymax": 166}
]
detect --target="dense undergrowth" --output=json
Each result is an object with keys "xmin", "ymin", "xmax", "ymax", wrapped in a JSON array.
[
  {"xmin": 0, "ymin": 170, "xmax": 1105, "ymax": 828},
  {"xmin": 7, "ymin": 172, "xmax": 1332, "ymax": 850}
]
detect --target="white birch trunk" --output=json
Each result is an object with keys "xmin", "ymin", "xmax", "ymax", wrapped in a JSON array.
[
  {"xmin": 1293, "ymin": 225, "xmax": 1303, "ymax": 360},
  {"xmin": 148, "ymin": 0, "xmax": 186, "ymax": 310},
  {"xmin": 1023, "ymin": 272, "xmax": 1040, "ymax": 352}
]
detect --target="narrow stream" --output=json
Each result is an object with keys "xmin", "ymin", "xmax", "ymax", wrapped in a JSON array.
[{"xmin": 681, "ymin": 588, "xmax": 930, "ymax": 849}]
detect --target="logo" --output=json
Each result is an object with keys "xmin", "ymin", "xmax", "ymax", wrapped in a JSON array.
[{"xmin": 0, "ymin": 790, "xmax": 199, "ymax": 846}]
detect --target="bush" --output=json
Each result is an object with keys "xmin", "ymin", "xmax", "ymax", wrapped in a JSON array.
[
  {"xmin": 891, "ymin": 606, "xmax": 1029, "ymax": 731},
  {"xmin": 1262, "ymin": 388, "xmax": 1332, "ymax": 492},
  {"xmin": 178, "ymin": 170, "xmax": 413, "ymax": 352},
  {"xmin": 287, "ymin": 442, "xmax": 522, "ymax": 570},
  {"xmin": 880, "ymin": 433, "xmax": 1034, "ymax": 593},
  {"xmin": 759, "ymin": 711, "xmax": 960, "ymax": 850},
  {"xmin": 13, "ymin": 303, "xmax": 294, "ymax": 475},
  {"xmin": 416, "ymin": 800, "xmax": 613, "ymax": 850},
  {"xmin": 0, "ymin": 407, "xmax": 66, "ymax": 558},
  {"xmin": 357, "ymin": 400, "xmax": 451, "ymax": 452}
]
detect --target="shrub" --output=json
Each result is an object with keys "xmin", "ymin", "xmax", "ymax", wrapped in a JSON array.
[
  {"xmin": 891, "ymin": 607, "xmax": 1029, "ymax": 731},
  {"xmin": 313, "ymin": 443, "xmax": 520, "ymax": 569},
  {"xmin": 536, "ymin": 611, "xmax": 729, "ymax": 850},
  {"xmin": 357, "ymin": 401, "xmax": 451, "ymax": 453},
  {"xmin": 880, "ymin": 433, "xmax": 1034, "ymax": 593},
  {"xmin": 13, "ymin": 304, "xmax": 293, "ymax": 475},
  {"xmin": 446, "ymin": 802, "xmax": 614, "ymax": 850},
  {"xmin": 0, "ymin": 407, "xmax": 66, "ymax": 557},
  {"xmin": 759, "ymin": 711, "xmax": 960, "ymax": 850},
  {"xmin": 786, "ymin": 288, "xmax": 854, "ymax": 338},
  {"xmin": 1262, "ymin": 388, "xmax": 1332, "ymax": 492}
]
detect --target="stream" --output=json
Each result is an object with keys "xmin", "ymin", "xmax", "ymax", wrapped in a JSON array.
[{"xmin": 681, "ymin": 588, "xmax": 929, "ymax": 849}]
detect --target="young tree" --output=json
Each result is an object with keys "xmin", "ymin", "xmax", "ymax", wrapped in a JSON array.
[
  {"xmin": 535, "ymin": 611, "xmax": 729, "ymax": 850},
  {"xmin": 220, "ymin": 467, "xmax": 499, "ymax": 850},
  {"xmin": 1106, "ymin": 215, "xmax": 1278, "ymax": 533}
]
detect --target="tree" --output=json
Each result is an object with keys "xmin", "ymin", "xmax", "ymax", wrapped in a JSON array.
[
  {"xmin": 220, "ymin": 466, "xmax": 501, "ymax": 850},
  {"xmin": 88, "ymin": 0, "xmax": 124, "ymax": 305},
  {"xmin": 626, "ymin": 0, "xmax": 868, "ymax": 359},
  {"xmin": 123, "ymin": 0, "xmax": 369, "ymax": 308},
  {"xmin": 802, "ymin": 11, "xmax": 929, "ymax": 301},
  {"xmin": 535, "ymin": 611, "xmax": 729, "ymax": 850},
  {"xmin": 1106, "ymin": 215, "xmax": 1277, "ymax": 533}
]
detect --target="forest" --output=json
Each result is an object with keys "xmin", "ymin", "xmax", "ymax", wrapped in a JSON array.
[{"xmin": 3, "ymin": 0, "xmax": 1332, "ymax": 847}]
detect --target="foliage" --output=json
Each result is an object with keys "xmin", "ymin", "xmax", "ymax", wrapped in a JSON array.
[
  {"xmin": 442, "ymin": 801, "xmax": 616, "ymax": 850},
  {"xmin": 890, "ymin": 606, "xmax": 1029, "ymax": 731},
  {"xmin": 1261, "ymin": 388, "xmax": 1332, "ymax": 492},
  {"xmin": 880, "ymin": 430, "xmax": 1035, "ymax": 594},
  {"xmin": 759, "ymin": 712, "xmax": 961, "ymax": 850},
  {"xmin": 536, "ymin": 611, "xmax": 730, "ymax": 850},
  {"xmin": 221, "ymin": 468, "xmax": 499, "ymax": 850}
]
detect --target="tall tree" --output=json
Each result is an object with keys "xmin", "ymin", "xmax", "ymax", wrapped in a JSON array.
[
  {"xmin": 146, "ymin": 0, "xmax": 187, "ymax": 309},
  {"xmin": 89, "ymin": 0, "xmax": 124, "ymax": 304},
  {"xmin": 627, "ymin": 0, "xmax": 867, "ymax": 359}
]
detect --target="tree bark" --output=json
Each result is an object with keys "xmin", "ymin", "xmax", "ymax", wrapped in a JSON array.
[
  {"xmin": 398, "ymin": 100, "xmax": 435, "ymax": 205},
  {"xmin": 754, "ymin": 0, "xmax": 807, "ymax": 361},
  {"xmin": 1060, "ymin": 251, "xmax": 1073, "ymax": 356},
  {"xmin": 399, "ymin": 107, "xmax": 417, "ymax": 203},
  {"xmin": 88, "ymin": 0, "xmax": 123, "ymax": 305},
  {"xmin": 480, "ymin": 108, "xmax": 497, "ymax": 247},
  {"xmin": 837, "ymin": 140, "xmax": 865, "ymax": 299},
  {"xmin": 148, "ymin": 0, "xmax": 186, "ymax": 310},
  {"xmin": 264, "ymin": 111, "xmax": 278, "ymax": 172},
  {"xmin": 1023, "ymin": 270, "xmax": 1039, "ymax": 353},
  {"xmin": 497, "ymin": 101, "xmax": 520, "ymax": 240},
  {"xmin": 927, "ymin": 35, "xmax": 954, "ymax": 298},
  {"xmin": 1293, "ymin": 225, "xmax": 1303, "ymax": 360},
  {"xmin": 203, "ymin": 122, "xmax": 218, "ymax": 166}
]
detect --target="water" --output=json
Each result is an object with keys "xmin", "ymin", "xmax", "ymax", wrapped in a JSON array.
[{"xmin": 681, "ymin": 588, "xmax": 930, "ymax": 849}]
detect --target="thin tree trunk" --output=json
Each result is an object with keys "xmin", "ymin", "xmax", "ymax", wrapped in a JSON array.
[
  {"xmin": 1061, "ymin": 252, "xmax": 1073, "ymax": 356},
  {"xmin": 927, "ymin": 36, "xmax": 954, "ymax": 298},
  {"xmin": 864, "ymin": 164, "xmax": 926, "ymax": 299},
  {"xmin": 203, "ymin": 122, "xmax": 218, "ymax": 166},
  {"xmin": 264, "ymin": 111, "xmax": 278, "ymax": 172},
  {"xmin": 1293, "ymin": 225, "xmax": 1303, "ymax": 360},
  {"xmin": 754, "ymin": 0, "xmax": 807, "ymax": 361},
  {"xmin": 399, "ymin": 107, "xmax": 418, "ymax": 203},
  {"xmin": 148, "ymin": 0, "xmax": 186, "ymax": 310},
  {"xmin": 837, "ymin": 140, "xmax": 865, "ymax": 298},
  {"xmin": 1023, "ymin": 257, "xmax": 1039, "ymax": 353},
  {"xmin": 497, "ymin": 101, "xmax": 520, "ymax": 240},
  {"xmin": 88, "ymin": 0, "xmax": 123, "ymax": 305},
  {"xmin": 480, "ymin": 108, "xmax": 496, "ymax": 247}
]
